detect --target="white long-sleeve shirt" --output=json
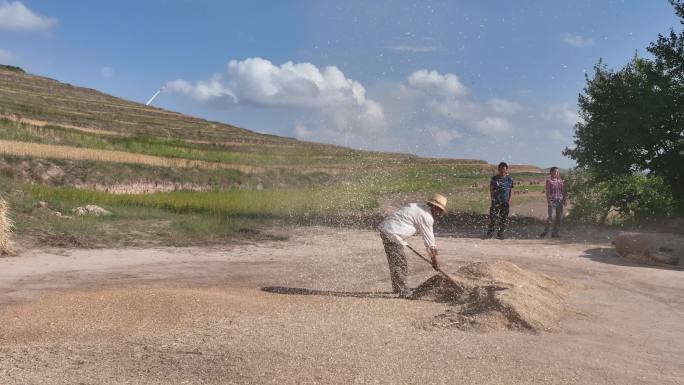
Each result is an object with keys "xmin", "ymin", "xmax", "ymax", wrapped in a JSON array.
[{"xmin": 378, "ymin": 203, "xmax": 436, "ymax": 249}]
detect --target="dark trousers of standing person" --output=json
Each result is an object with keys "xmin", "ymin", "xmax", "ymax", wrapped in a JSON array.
[
  {"xmin": 379, "ymin": 233, "xmax": 410, "ymax": 296},
  {"xmin": 487, "ymin": 200, "xmax": 509, "ymax": 237},
  {"xmin": 541, "ymin": 200, "xmax": 563, "ymax": 237}
]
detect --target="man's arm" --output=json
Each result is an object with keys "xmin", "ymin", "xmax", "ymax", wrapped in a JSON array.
[
  {"xmin": 416, "ymin": 215, "xmax": 439, "ymax": 269},
  {"xmin": 545, "ymin": 178, "xmax": 552, "ymax": 206},
  {"xmin": 507, "ymin": 177, "xmax": 513, "ymax": 205},
  {"xmin": 428, "ymin": 247, "xmax": 439, "ymax": 269},
  {"xmin": 417, "ymin": 221, "xmax": 436, "ymax": 250}
]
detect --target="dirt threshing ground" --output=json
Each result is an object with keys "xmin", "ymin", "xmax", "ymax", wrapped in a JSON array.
[{"xmin": 0, "ymin": 226, "xmax": 683, "ymax": 385}]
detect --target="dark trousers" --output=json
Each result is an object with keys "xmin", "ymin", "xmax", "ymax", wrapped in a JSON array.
[
  {"xmin": 380, "ymin": 233, "xmax": 409, "ymax": 294},
  {"xmin": 542, "ymin": 200, "xmax": 564, "ymax": 236},
  {"xmin": 487, "ymin": 201, "xmax": 509, "ymax": 235}
]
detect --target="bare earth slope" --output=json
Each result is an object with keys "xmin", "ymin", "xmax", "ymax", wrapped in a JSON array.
[{"xmin": 0, "ymin": 227, "xmax": 682, "ymax": 384}]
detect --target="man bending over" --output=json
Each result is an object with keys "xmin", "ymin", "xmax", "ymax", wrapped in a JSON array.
[{"xmin": 378, "ymin": 194, "xmax": 447, "ymax": 298}]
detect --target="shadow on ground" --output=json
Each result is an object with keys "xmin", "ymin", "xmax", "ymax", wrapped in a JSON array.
[
  {"xmin": 579, "ymin": 247, "xmax": 683, "ymax": 271},
  {"xmin": 261, "ymin": 286, "xmax": 396, "ymax": 299},
  {"xmin": 437, "ymin": 213, "xmax": 572, "ymax": 241},
  {"xmin": 294, "ymin": 211, "xmax": 618, "ymax": 244}
]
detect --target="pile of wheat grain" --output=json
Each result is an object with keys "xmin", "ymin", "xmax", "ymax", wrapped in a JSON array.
[
  {"xmin": 0, "ymin": 197, "xmax": 14, "ymax": 255},
  {"xmin": 413, "ymin": 260, "xmax": 570, "ymax": 332}
]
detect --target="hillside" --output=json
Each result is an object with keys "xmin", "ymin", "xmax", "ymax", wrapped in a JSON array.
[
  {"xmin": 0, "ymin": 65, "xmax": 282, "ymax": 144},
  {"xmin": 0, "ymin": 66, "xmax": 544, "ymax": 248},
  {"xmin": 0, "ymin": 66, "xmax": 496, "ymax": 165}
]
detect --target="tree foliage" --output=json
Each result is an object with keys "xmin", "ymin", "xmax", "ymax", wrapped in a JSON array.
[
  {"xmin": 649, "ymin": 0, "xmax": 684, "ymax": 83},
  {"xmin": 564, "ymin": 0, "xmax": 684, "ymax": 206},
  {"xmin": 566, "ymin": 171, "xmax": 676, "ymax": 224}
]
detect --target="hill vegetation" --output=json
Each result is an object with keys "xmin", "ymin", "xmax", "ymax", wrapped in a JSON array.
[{"xmin": 0, "ymin": 66, "xmax": 544, "ymax": 247}]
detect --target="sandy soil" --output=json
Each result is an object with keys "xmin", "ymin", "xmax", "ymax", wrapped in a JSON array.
[{"xmin": 0, "ymin": 226, "xmax": 682, "ymax": 385}]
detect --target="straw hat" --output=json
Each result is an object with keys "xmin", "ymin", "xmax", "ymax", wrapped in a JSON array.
[{"xmin": 426, "ymin": 193, "xmax": 447, "ymax": 213}]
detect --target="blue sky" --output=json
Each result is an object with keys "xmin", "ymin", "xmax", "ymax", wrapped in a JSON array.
[{"xmin": 1, "ymin": 1, "xmax": 680, "ymax": 167}]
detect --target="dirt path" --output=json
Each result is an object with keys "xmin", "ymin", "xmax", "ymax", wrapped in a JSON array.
[{"xmin": 0, "ymin": 226, "xmax": 682, "ymax": 384}]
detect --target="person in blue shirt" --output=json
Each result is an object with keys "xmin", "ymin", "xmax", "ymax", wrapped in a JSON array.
[{"xmin": 485, "ymin": 162, "xmax": 513, "ymax": 239}]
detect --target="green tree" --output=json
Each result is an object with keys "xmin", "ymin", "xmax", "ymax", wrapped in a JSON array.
[
  {"xmin": 647, "ymin": 0, "xmax": 684, "ymax": 202},
  {"xmin": 566, "ymin": 171, "xmax": 675, "ymax": 224},
  {"xmin": 649, "ymin": 1, "xmax": 684, "ymax": 82},
  {"xmin": 564, "ymin": 1, "xmax": 684, "ymax": 206}
]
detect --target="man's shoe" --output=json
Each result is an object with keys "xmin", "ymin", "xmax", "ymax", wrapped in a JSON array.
[
  {"xmin": 483, "ymin": 231, "xmax": 494, "ymax": 239},
  {"xmin": 538, "ymin": 232, "xmax": 547, "ymax": 238},
  {"xmin": 496, "ymin": 233, "xmax": 505, "ymax": 240},
  {"xmin": 551, "ymin": 233, "xmax": 560, "ymax": 238}
]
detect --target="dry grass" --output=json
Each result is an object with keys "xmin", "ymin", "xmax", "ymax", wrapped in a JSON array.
[
  {"xmin": 0, "ymin": 113, "xmax": 128, "ymax": 138},
  {"xmin": 0, "ymin": 140, "xmax": 350, "ymax": 175},
  {"xmin": 0, "ymin": 197, "xmax": 14, "ymax": 255},
  {"xmin": 0, "ymin": 139, "xmax": 261, "ymax": 172},
  {"xmin": 1, "ymin": 113, "xmax": 307, "ymax": 149}
]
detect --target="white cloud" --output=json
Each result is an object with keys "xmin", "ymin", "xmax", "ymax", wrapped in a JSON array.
[
  {"xmin": 423, "ymin": 126, "xmax": 462, "ymax": 144},
  {"xmin": 386, "ymin": 45, "xmax": 440, "ymax": 53},
  {"xmin": 100, "ymin": 66, "xmax": 114, "ymax": 78},
  {"xmin": 406, "ymin": 69, "xmax": 467, "ymax": 97},
  {"xmin": 223, "ymin": 58, "xmax": 378, "ymax": 110},
  {"xmin": 404, "ymin": 69, "xmax": 520, "ymax": 136},
  {"xmin": 165, "ymin": 62, "xmax": 575, "ymax": 165},
  {"xmin": 426, "ymin": 98, "xmax": 480, "ymax": 120},
  {"xmin": 166, "ymin": 75, "xmax": 237, "ymax": 103},
  {"xmin": 546, "ymin": 104, "xmax": 580, "ymax": 126},
  {"xmin": 549, "ymin": 129, "xmax": 568, "ymax": 142},
  {"xmin": 474, "ymin": 117, "xmax": 511, "ymax": 135},
  {"xmin": 0, "ymin": 48, "xmax": 12, "ymax": 62},
  {"xmin": 167, "ymin": 57, "xmax": 387, "ymax": 145},
  {"xmin": 562, "ymin": 33, "xmax": 595, "ymax": 48},
  {"xmin": 485, "ymin": 98, "xmax": 523, "ymax": 115},
  {"xmin": 0, "ymin": 1, "xmax": 56, "ymax": 30}
]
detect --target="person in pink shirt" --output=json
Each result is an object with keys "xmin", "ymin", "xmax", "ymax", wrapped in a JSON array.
[{"xmin": 539, "ymin": 167, "xmax": 568, "ymax": 238}]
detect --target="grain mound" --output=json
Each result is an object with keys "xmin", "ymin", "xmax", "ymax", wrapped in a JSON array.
[{"xmin": 413, "ymin": 261, "xmax": 569, "ymax": 332}]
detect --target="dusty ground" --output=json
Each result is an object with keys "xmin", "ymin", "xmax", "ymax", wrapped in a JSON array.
[{"xmin": 0, "ymin": 225, "xmax": 683, "ymax": 385}]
